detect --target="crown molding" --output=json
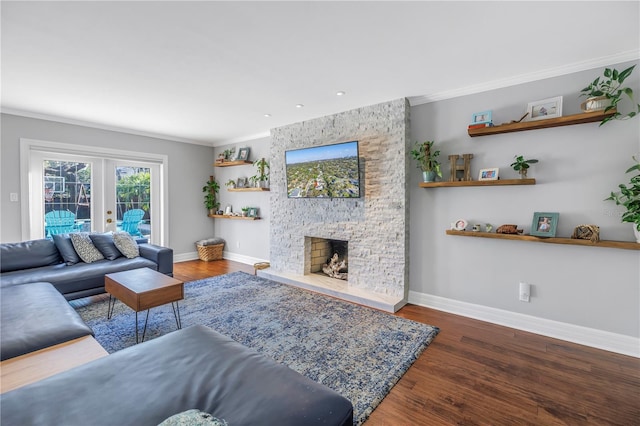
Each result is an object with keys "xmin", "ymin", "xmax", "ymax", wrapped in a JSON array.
[
  {"xmin": 1, "ymin": 108, "xmax": 214, "ymax": 147},
  {"xmin": 408, "ymin": 50, "xmax": 640, "ymax": 106}
]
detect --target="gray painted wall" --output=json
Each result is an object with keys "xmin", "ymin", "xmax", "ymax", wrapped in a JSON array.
[
  {"xmin": 410, "ymin": 61, "xmax": 640, "ymax": 337},
  {"xmin": 0, "ymin": 114, "xmax": 216, "ymax": 255}
]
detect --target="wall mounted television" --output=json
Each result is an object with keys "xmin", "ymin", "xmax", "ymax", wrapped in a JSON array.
[{"xmin": 285, "ymin": 140, "xmax": 361, "ymax": 198}]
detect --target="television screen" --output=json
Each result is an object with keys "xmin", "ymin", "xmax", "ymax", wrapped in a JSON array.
[{"xmin": 285, "ymin": 141, "xmax": 360, "ymax": 198}]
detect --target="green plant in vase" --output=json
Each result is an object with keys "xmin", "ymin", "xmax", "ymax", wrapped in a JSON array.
[
  {"xmin": 605, "ymin": 156, "xmax": 640, "ymax": 242},
  {"xmin": 225, "ymin": 179, "xmax": 236, "ymax": 189},
  {"xmin": 510, "ymin": 155, "xmax": 538, "ymax": 178},
  {"xmin": 580, "ymin": 65, "xmax": 640, "ymax": 125},
  {"xmin": 410, "ymin": 140, "xmax": 441, "ymax": 182},
  {"xmin": 202, "ymin": 176, "xmax": 220, "ymax": 215},
  {"xmin": 250, "ymin": 158, "xmax": 270, "ymax": 188}
]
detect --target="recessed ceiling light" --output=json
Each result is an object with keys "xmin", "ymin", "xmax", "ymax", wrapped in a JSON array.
[
  {"xmin": 264, "ymin": 113, "xmax": 271, "ymax": 118},
  {"xmin": 296, "ymin": 104, "xmax": 304, "ymax": 108},
  {"xmin": 336, "ymin": 91, "xmax": 346, "ymax": 96}
]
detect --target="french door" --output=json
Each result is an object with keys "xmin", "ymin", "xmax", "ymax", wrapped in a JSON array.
[{"xmin": 22, "ymin": 139, "xmax": 166, "ymax": 246}]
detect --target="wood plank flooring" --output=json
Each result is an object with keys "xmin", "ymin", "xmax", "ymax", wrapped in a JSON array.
[{"xmin": 174, "ymin": 260, "xmax": 640, "ymax": 425}]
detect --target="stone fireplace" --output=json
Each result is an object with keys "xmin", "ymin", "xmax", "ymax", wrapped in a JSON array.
[
  {"xmin": 309, "ymin": 237, "xmax": 348, "ymax": 280},
  {"xmin": 259, "ymin": 98, "xmax": 410, "ymax": 312}
]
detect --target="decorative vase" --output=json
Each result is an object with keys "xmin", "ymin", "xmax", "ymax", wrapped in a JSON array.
[
  {"xmin": 633, "ymin": 224, "xmax": 640, "ymax": 243},
  {"xmin": 580, "ymin": 95, "xmax": 612, "ymax": 112},
  {"xmin": 423, "ymin": 171, "xmax": 437, "ymax": 182},
  {"xmin": 519, "ymin": 168, "xmax": 528, "ymax": 179}
]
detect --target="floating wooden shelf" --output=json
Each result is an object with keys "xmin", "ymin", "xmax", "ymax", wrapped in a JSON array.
[
  {"xmin": 228, "ymin": 187, "xmax": 270, "ymax": 192},
  {"xmin": 213, "ymin": 160, "xmax": 253, "ymax": 167},
  {"xmin": 208, "ymin": 214, "xmax": 260, "ymax": 220},
  {"xmin": 446, "ymin": 230, "xmax": 639, "ymax": 251},
  {"xmin": 468, "ymin": 110, "xmax": 616, "ymax": 137},
  {"xmin": 420, "ymin": 178, "xmax": 535, "ymax": 188}
]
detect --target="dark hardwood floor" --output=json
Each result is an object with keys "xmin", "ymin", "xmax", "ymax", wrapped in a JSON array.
[{"xmin": 174, "ymin": 260, "xmax": 640, "ymax": 426}]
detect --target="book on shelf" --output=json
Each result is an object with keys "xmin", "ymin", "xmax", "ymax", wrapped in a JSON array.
[{"xmin": 468, "ymin": 122, "xmax": 494, "ymax": 129}]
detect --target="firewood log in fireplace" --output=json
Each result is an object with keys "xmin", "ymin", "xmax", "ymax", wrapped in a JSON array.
[{"xmin": 322, "ymin": 253, "xmax": 348, "ymax": 280}]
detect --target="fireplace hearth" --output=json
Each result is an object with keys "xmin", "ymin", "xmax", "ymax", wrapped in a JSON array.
[{"xmin": 310, "ymin": 238, "xmax": 348, "ymax": 280}]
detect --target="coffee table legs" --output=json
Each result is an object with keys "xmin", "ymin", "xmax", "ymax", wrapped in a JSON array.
[{"xmin": 107, "ymin": 297, "xmax": 182, "ymax": 344}]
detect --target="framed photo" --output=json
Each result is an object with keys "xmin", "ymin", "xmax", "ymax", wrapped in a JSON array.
[
  {"xmin": 471, "ymin": 110, "xmax": 492, "ymax": 125},
  {"xmin": 530, "ymin": 212, "xmax": 559, "ymax": 237},
  {"xmin": 526, "ymin": 96, "xmax": 563, "ymax": 121},
  {"xmin": 478, "ymin": 167, "xmax": 499, "ymax": 181},
  {"xmin": 453, "ymin": 219, "xmax": 468, "ymax": 231},
  {"xmin": 236, "ymin": 177, "xmax": 247, "ymax": 188},
  {"xmin": 238, "ymin": 147, "xmax": 250, "ymax": 161},
  {"xmin": 247, "ymin": 207, "xmax": 258, "ymax": 218}
]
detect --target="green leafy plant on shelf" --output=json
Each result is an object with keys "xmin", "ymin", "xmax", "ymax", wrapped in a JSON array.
[
  {"xmin": 202, "ymin": 176, "xmax": 220, "ymax": 213},
  {"xmin": 250, "ymin": 158, "xmax": 270, "ymax": 188},
  {"xmin": 580, "ymin": 65, "xmax": 640, "ymax": 126},
  {"xmin": 410, "ymin": 140, "xmax": 442, "ymax": 181},
  {"xmin": 510, "ymin": 155, "xmax": 538, "ymax": 178},
  {"xmin": 605, "ymin": 156, "xmax": 640, "ymax": 236}
]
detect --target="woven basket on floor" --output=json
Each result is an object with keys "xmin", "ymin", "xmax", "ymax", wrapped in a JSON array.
[{"xmin": 196, "ymin": 243, "xmax": 224, "ymax": 261}]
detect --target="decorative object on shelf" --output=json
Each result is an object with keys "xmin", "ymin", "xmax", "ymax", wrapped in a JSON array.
[
  {"xmin": 250, "ymin": 158, "xmax": 270, "ymax": 188},
  {"xmin": 496, "ymin": 224, "xmax": 522, "ymax": 234},
  {"xmin": 472, "ymin": 224, "xmax": 481, "ymax": 232},
  {"xmin": 510, "ymin": 155, "xmax": 538, "ymax": 179},
  {"xmin": 224, "ymin": 205, "xmax": 232, "ymax": 215},
  {"xmin": 530, "ymin": 212, "xmax": 559, "ymax": 238},
  {"xmin": 202, "ymin": 176, "xmax": 220, "ymax": 215},
  {"xmin": 410, "ymin": 140, "xmax": 442, "ymax": 182},
  {"xmin": 525, "ymin": 96, "xmax": 563, "ymax": 121},
  {"xmin": 247, "ymin": 207, "xmax": 259, "ymax": 218},
  {"xmin": 605, "ymin": 156, "xmax": 640, "ymax": 243},
  {"xmin": 236, "ymin": 177, "xmax": 248, "ymax": 188},
  {"xmin": 469, "ymin": 111, "xmax": 493, "ymax": 128},
  {"xmin": 237, "ymin": 147, "xmax": 251, "ymax": 161},
  {"xmin": 485, "ymin": 223, "xmax": 493, "ymax": 232},
  {"xmin": 500, "ymin": 112, "xmax": 529, "ymax": 126},
  {"xmin": 478, "ymin": 167, "xmax": 499, "ymax": 181},
  {"xmin": 451, "ymin": 219, "xmax": 468, "ymax": 231},
  {"xmin": 448, "ymin": 154, "xmax": 473, "ymax": 182},
  {"xmin": 225, "ymin": 179, "xmax": 236, "ymax": 189},
  {"xmin": 215, "ymin": 153, "xmax": 225, "ymax": 164},
  {"xmin": 241, "ymin": 207, "xmax": 249, "ymax": 217},
  {"xmin": 580, "ymin": 65, "xmax": 639, "ymax": 125},
  {"xmin": 571, "ymin": 224, "xmax": 600, "ymax": 243}
]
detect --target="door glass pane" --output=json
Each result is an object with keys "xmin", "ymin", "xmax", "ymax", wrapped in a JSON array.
[
  {"xmin": 43, "ymin": 161, "xmax": 91, "ymax": 237},
  {"xmin": 116, "ymin": 166, "xmax": 151, "ymax": 239}
]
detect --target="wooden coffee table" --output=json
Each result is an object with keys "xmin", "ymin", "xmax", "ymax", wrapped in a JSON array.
[{"xmin": 105, "ymin": 268, "xmax": 184, "ymax": 343}]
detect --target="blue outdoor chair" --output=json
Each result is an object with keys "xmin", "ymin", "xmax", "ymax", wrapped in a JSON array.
[
  {"xmin": 119, "ymin": 209, "xmax": 145, "ymax": 237},
  {"xmin": 44, "ymin": 210, "xmax": 76, "ymax": 237}
]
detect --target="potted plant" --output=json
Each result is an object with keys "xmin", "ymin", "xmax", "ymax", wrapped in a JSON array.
[
  {"xmin": 202, "ymin": 176, "xmax": 220, "ymax": 215},
  {"xmin": 410, "ymin": 140, "xmax": 442, "ymax": 182},
  {"xmin": 241, "ymin": 206, "xmax": 249, "ymax": 217},
  {"xmin": 225, "ymin": 179, "xmax": 236, "ymax": 189},
  {"xmin": 250, "ymin": 158, "xmax": 270, "ymax": 188},
  {"xmin": 605, "ymin": 156, "xmax": 640, "ymax": 242},
  {"xmin": 580, "ymin": 65, "xmax": 640, "ymax": 125},
  {"xmin": 510, "ymin": 155, "xmax": 538, "ymax": 178}
]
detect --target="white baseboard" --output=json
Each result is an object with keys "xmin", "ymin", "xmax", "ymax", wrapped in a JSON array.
[
  {"xmin": 173, "ymin": 250, "xmax": 267, "ymax": 266},
  {"xmin": 408, "ymin": 291, "xmax": 640, "ymax": 358}
]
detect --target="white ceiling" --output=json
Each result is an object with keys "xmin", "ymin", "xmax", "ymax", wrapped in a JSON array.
[{"xmin": 2, "ymin": 1, "xmax": 639, "ymax": 146}]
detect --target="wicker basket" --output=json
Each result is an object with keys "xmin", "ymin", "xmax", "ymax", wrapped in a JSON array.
[{"xmin": 196, "ymin": 243, "xmax": 224, "ymax": 261}]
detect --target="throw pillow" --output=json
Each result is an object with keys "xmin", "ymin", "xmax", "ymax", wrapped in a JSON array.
[
  {"xmin": 89, "ymin": 232, "xmax": 122, "ymax": 260},
  {"xmin": 52, "ymin": 234, "xmax": 82, "ymax": 265},
  {"xmin": 113, "ymin": 231, "xmax": 139, "ymax": 259},
  {"xmin": 69, "ymin": 232, "xmax": 105, "ymax": 263},
  {"xmin": 158, "ymin": 410, "xmax": 227, "ymax": 426}
]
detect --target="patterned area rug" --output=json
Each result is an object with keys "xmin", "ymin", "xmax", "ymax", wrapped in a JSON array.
[{"xmin": 75, "ymin": 272, "xmax": 439, "ymax": 425}]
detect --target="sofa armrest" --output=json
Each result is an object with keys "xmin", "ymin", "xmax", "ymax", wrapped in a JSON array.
[{"xmin": 138, "ymin": 244, "xmax": 173, "ymax": 276}]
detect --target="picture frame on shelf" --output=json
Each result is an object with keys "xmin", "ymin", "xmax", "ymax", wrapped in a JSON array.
[
  {"xmin": 452, "ymin": 219, "xmax": 468, "ymax": 231},
  {"xmin": 238, "ymin": 147, "xmax": 251, "ymax": 161},
  {"xmin": 526, "ymin": 96, "xmax": 563, "ymax": 121},
  {"xmin": 247, "ymin": 207, "xmax": 258, "ymax": 218},
  {"xmin": 471, "ymin": 110, "xmax": 492, "ymax": 125},
  {"xmin": 236, "ymin": 177, "xmax": 247, "ymax": 188},
  {"xmin": 478, "ymin": 167, "xmax": 499, "ymax": 181},
  {"xmin": 530, "ymin": 212, "xmax": 559, "ymax": 237}
]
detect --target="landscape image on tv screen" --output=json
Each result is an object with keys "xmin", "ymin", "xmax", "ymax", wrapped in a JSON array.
[{"xmin": 285, "ymin": 141, "xmax": 360, "ymax": 198}]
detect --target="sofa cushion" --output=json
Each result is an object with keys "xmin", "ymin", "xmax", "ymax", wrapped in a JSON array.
[
  {"xmin": 0, "ymin": 325, "xmax": 353, "ymax": 426},
  {"xmin": 0, "ymin": 239, "xmax": 62, "ymax": 273},
  {"xmin": 89, "ymin": 232, "xmax": 122, "ymax": 260},
  {"xmin": 52, "ymin": 234, "xmax": 82, "ymax": 265},
  {"xmin": 0, "ymin": 282, "xmax": 94, "ymax": 361},
  {"xmin": 70, "ymin": 232, "xmax": 104, "ymax": 263},
  {"xmin": 113, "ymin": 232, "xmax": 139, "ymax": 258}
]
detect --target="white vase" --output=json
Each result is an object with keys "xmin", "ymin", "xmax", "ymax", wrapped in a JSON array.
[
  {"xmin": 633, "ymin": 224, "xmax": 640, "ymax": 243},
  {"xmin": 580, "ymin": 96, "xmax": 612, "ymax": 112}
]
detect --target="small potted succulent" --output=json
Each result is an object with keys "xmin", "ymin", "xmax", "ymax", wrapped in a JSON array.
[
  {"xmin": 225, "ymin": 179, "xmax": 236, "ymax": 189},
  {"xmin": 202, "ymin": 176, "xmax": 220, "ymax": 215},
  {"xmin": 605, "ymin": 156, "xmax": 640, "ymax": 242},
  {"xmin": 580, "ymin": 65, "xmax": 640, "ymax": 125},
  {"xmin": 410, "ymin": 140, "xmax": 442, "ymax": 182},
  {"xmin": 510, "ymin": 155, "xmax": 538, "ymax": 178},
  {"xmin": 241, "ymin": 206, "xmax": 249, "ymax": 217}
]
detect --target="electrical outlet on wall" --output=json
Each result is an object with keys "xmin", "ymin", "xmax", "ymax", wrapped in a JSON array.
[{"xmin": 519, "ymin": 282, "xmax": 530, "ymax": 302}]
